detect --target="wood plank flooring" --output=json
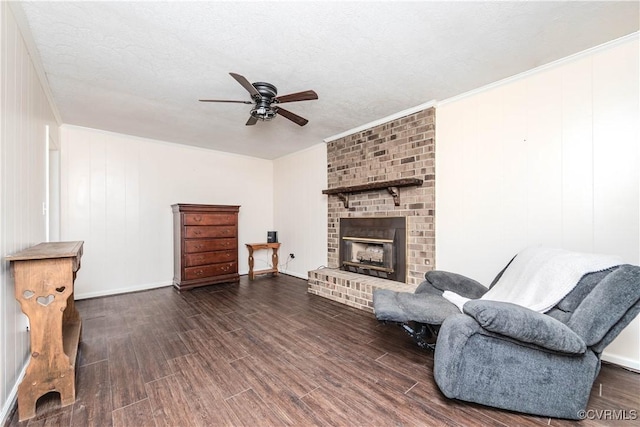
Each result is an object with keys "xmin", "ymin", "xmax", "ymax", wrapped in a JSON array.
[{"xmin": 6, "ymin": 274, "xmax": 639, "ymax": 426}]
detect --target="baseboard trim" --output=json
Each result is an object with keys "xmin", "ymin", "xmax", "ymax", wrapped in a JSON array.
[
  {"xmin": 74, "ymin": 281, "xmax": 172, "ymax": 300},
  {"xmin": 279, "ymin": 270, "xmax": 308, "ymax": 280},
  {"xmin": 73, "ymin": 272, "xmax": 312, "ymax": 300},
  {"xmin": 601, "ymin": 352, "xmax": 640, "ymax": 372},
  {"xmin": 1, "ymin": 362, "xmax": 27, "ymax": 426}
]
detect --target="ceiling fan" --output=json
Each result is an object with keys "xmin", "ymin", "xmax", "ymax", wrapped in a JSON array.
[{"xmin": 199, "ymin": 72, "xmax": 318, "ymax": 126}]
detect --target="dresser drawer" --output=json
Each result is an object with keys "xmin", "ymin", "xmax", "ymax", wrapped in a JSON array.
[
  {"xmin": 184, "ymin": 213, "xmax": 236, "ymax": 226},
  {"xmin": 184, "ymin": 262, "xmax": 237, "ymax": 280},
  {"xmin": 185, "ymin": 225, "xmax": 236, "ymax": 239},
  {"xmin": 184, "ymin": 250, "xmax": 236, "ymax": 267},
  {"xmin": 184, "ymin": 238, "xmax": 236, "ymax": 253}
]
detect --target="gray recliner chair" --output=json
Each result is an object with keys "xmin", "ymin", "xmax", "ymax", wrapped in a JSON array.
[{"xmin": 372, "ymin": 260, "xmax": 640, "ymax": 419}]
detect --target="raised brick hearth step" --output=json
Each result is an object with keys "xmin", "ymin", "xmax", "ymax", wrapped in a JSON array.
[{"xmin": 307, "ymin": 269, "xmax": 417, "ymax": 312}]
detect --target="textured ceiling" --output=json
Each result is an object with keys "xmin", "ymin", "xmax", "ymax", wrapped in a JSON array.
[{"xmin": 13, "ymin": 1, "xmax": 640, "ymax": 159}]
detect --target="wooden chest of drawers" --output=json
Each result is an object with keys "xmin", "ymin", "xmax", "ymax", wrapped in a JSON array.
[{"xmin": 172, "ymin": 204, "xmax": 240, "ymax": 291}]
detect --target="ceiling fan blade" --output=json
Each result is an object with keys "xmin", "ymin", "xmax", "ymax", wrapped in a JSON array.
[
  {"xmin": 275, "ymin": 90, "xmax": 318, "ymax": 104},
  {"xmin": 276, "ymin": 107, "xmax": 309, "ymax": 126},
  {"xmin": 199, "ymin": 99, "xmax": 253, "ymax": 104},
  {"xmin": 246, "ymin": 116, "xmax": 258, "ymax": 126},
  {"xmin": 229, "ymin": 72, "xmax": 260, "ymax": 98}
]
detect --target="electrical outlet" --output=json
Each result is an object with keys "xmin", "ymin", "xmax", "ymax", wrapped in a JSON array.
[{"xmin": 290, "ymin": 253, "xmax": 295, "ymax": 259}]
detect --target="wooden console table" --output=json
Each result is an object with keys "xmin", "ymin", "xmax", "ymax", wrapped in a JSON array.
[
  {"xmin": 245, "ymin": 242, "xmax": 280, "ymax": 280},
  {"xmin": 6, "ymin": 241, "xmax": 83, "ymax": 421}
]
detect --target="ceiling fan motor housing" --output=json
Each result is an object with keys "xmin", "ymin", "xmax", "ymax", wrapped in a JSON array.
[
  {"xmin": 250, "ymin": 82, "xmax": 278, "ymax": 120},
  {"xmin": 252, "ymin": 82, "xmax": 278, "ymax": 99}
]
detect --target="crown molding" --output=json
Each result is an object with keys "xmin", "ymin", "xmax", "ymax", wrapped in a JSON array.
[{"xmin": 324, "ymin": 99, "xmax": 437, "ymax": 143}]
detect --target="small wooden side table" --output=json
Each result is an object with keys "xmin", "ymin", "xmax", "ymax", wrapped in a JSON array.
[
  {"xmin": 245, "ymin": 242, "xmax": 281, "ymax": 280},
  {"xmin": 6, "ymin": 241, "xmax": 83, "ymax": 421}
]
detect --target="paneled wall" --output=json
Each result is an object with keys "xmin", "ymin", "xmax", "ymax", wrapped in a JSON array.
[
  {"xmin": 0, "ymin": 3, "xmax": 59, "ymax": 421},
  {"xmin": 436, "ymin": 35, "xmax": 639, "ymax": 368},
  {"xmin": 273, "ymin": 143, "xmax": 328, "ymax": 278},
  {"xmin": 61, "ymin": 125, "xmax": 274, "ymax": 298}
]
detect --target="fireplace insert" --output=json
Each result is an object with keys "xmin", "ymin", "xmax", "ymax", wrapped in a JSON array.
[{"xmin": 339, "ymin": 217, "xmax": 406, "ymax": 282}]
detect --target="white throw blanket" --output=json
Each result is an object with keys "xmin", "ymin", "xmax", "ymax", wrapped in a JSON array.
[{"xmin": 443, "ymin": 247, "xmax": 623, "ymax": 313}]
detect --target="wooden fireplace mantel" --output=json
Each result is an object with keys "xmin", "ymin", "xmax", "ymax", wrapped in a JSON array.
[{"xmin": 322, "ymin": 178, "xmax": 423, "ymax": 208}]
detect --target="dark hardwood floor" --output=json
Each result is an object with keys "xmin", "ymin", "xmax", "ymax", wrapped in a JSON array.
[{"xmin": 6, "ymin": 274, "xmax": 639, "ymax": 426}]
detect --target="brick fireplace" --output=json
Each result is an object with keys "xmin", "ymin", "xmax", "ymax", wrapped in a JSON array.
[{"xmin": 308, "ymin": 106, "xmax": 436, "ymax": 311}]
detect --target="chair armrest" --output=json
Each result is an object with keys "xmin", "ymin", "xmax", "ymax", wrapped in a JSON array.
[
  {"xmin": 462, "ymin": 300, "xmax": 586, "ymax": 354},
  {"xmin": 421, "ymin": 271, "xmax": 488, "ymax": 298}
]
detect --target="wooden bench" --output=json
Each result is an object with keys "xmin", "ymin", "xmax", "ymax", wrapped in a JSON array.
[{"xmin": 6, "ymin": 241, "xmax": 83, "ymax": 421}]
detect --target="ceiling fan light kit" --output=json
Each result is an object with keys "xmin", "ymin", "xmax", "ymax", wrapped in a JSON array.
[
  {"xmin": 200, "ymin": 72, "xmax": 318, "ymax": 126},
  {"xmin": 250, "ymin": 105, "xmax": 277, "ymax": 121}
]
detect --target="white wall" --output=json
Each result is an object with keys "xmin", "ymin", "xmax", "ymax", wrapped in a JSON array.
[
  {"xmin": 273, "ymin": 143, "xmax": 328, "ymax": 278},
  {"xmin": 436, "ymin": 35, "xmax": 639, "ymax": 369},
  {"xmin": 60, "ymin": 125, "xmax": 273, "ymax": 298},
  {"xmin": 0, "ymin": 2, "xmax": 60, "ymax": 421}
]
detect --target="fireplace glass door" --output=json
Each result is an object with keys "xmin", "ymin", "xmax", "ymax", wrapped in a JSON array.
[
  {"xmin": 339, "ymin": 217, "xmax": 406, "ymax": 281},
  {"xmin": 342, "ymin": 236, "xmax": 395, "ymax": 276}
]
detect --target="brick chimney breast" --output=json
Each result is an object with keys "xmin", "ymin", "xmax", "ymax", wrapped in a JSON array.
[{"xmin": 325, "ymin": 107, "xmax": 436, "ymax": 287}]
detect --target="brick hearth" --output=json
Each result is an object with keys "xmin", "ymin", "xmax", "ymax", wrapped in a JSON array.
[{"xmin": 308, "ymin": 268, "xmax": 417, "ymax": 312}]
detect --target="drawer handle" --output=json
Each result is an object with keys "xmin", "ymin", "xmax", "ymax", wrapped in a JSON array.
[
  {"xmin": 195, "ymin": 270, "xmax": 203, "ymax": 276},
  {"xmin": 193, "ymin": 230, "xmax": 202, "ymax": 236},
  {"xmin": 194, "ymin": 244, "xmax": 202, "ymax": 250},
  {"xmin": 194, "ymin": 216, "xmax": 202, "ymax": 222}
]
